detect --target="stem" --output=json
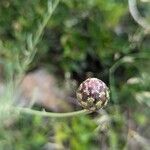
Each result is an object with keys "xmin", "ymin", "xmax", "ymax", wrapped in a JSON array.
[
  {"xmin": 33, "ymin": 0, "xmax": 59, "ymax": 46},
  {"xmin": 16, "ymin": 107, "xmax": 90, "ymax": 118},
  {"xmin": 128, "ymin": 0, "xmax": 150, "ymax": 32},
  {"xmin": 109, "ymin": 53, "xmax": 150, "ymax": 102}
]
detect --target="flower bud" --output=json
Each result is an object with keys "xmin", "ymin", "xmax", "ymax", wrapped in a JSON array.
[{"xmin": 76, "ymin": 78, "xmax": 109, "ymax": 111}]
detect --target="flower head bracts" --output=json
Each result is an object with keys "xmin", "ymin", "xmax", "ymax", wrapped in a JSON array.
[{"xmin": 76, "ymin": 78, "xmax": 109, "ymax": 111}]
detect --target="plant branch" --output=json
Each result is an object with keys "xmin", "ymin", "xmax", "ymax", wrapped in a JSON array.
[
  {"xmin": 128, "ymin": 0, "xmax": 150, "ymax": 32},
  {"xmin": 109, "ymin": 52, "xmax": 150, "ymax": 102},
  {"xmin": 14, "ymin": 0, "xmax": 60, "ymax": 87},
  {"xmin": 33, "ymin": 0, "xmax": 59, "ymax": 47},
  {"xmin": 16, "ymin": 107, "xmax": 90, "ymax": 118}
]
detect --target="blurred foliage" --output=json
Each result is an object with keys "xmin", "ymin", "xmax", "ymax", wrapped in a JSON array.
[{"xmin": 0, "ymin": 0, "xmax": 150, "ymax": 150}]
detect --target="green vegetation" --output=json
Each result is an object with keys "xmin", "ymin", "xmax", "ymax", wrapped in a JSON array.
[{"xmin": 0, "ymin": 0, "xmax": 149, "ymax": 149}]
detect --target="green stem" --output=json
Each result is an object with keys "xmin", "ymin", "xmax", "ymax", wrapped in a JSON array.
[{"xmin": 16, "ymin": 107, "xmax": 90, "ymax": 118}]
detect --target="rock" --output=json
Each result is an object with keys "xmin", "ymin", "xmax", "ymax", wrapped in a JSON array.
[{"xmin": 16, "ymin": 69, "xmax": 72, "ymax": 112}]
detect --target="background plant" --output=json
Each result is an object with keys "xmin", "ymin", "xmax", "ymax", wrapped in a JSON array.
[{"xmin": 0, "ymin": 0, "xmax": 149, "ymax": 150}]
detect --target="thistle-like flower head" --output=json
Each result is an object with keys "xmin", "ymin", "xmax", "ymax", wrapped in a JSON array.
[{"xmin": 76, "ymin": 78, "xmax": 109, "ymax": 111}]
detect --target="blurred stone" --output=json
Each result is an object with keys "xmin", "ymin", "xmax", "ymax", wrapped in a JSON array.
[{"xmin": 16, "ymin": 69, "xmax": 72, "ymax": 112}]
